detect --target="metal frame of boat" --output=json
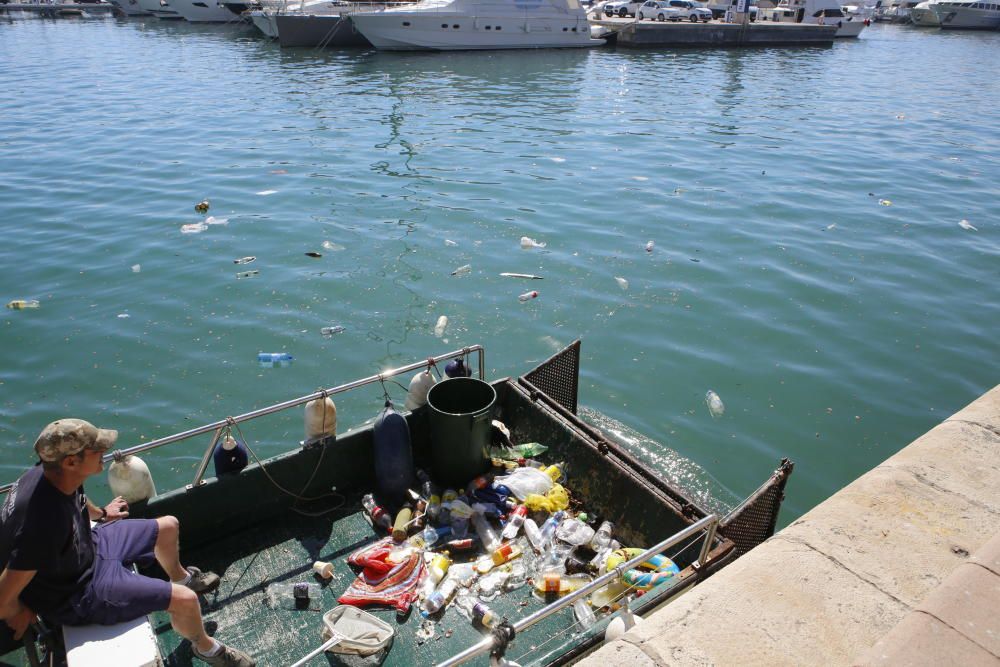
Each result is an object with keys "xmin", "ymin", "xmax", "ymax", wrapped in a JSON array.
[{"xmin": 0, "ymin": 341, "xmax": 792, "ymax": 666}]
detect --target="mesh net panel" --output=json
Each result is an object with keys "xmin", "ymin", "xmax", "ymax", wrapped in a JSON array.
[
  {"xmin": 720, "ymin": 460, "xmax": 793, "ymax": 557},
  {"xmin": 521, "ymin": 340, "xmax": 581, "ymax": 415}
]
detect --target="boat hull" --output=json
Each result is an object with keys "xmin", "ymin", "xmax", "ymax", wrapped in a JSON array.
[
  {"xmin": 170, "ymin": 0, "xmax": 243, "ymax": 21},
  {"xmin": 136, "ymin": 0, "xmax": 184, "ymax": 18},
  {"xmin": 250, "ymin": 8, "xmax": 279, "ymax": 35},
  {"xmin": 350, "ymin": 12, "xmax": 602, "ymax": 49},
  {"xmin": 275, "ymin": 12, "xmax": 372, "ymax": 46},
  {"xmin": 109, "ymin": 0, "xmax": 152, "ymax": 15},
  {"xmin": 934, "ymin": 3, "xmax": 1000, "ymax": 27}
]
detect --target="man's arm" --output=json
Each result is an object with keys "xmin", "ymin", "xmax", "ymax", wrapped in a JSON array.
[
  {"xmin": 86, "ymin": 496, "xmax": 129, "ymax": 522},
  {"xmin": 0, "ymin": 567, "xmax": 38, "ymax": 640}
]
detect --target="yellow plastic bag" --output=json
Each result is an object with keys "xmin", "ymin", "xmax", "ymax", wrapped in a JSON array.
[{"xmin": 524, "ymin": 483, "xmax": 569, "ymax": 513}]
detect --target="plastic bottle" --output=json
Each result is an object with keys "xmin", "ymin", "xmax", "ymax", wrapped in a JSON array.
[
  {"xmin": 471, "ymin": 511, "xmax": 500, "ymax": 552},
  {"xmin": 538, "ymin": 541, "xmax": 572, "ymax": 575},
  {"xmin": 320, "ymin": 325, "xmax": 345, "ymax": 336},
  {"xmin": 533, "ymin": 573, "xmax": 592, "ymax": 596},
  {"xmin": 362, "ymin": 494, "xmax": 393, "ymax": 532},
  {"xmin": 258, "ymin": 352, "xmax": 293, "ymax": 363},
  {"xmin": 465, "ymin": 473, "xmax": 492, "ymax": 496},
  {"xmin": 421, "ymin": 578, "xmax": 459, "ymax": 617},
  {"xmin": 445, "ymin": 358, "xmax": 473, "ymax": 378},
  {"xmin": 434, "ymin": 315, "xmax": 448, "ymax": 338},
  {"xmin": 237, "ymin": 270, "xmax": 260, "ymax": 279},
  {"xmin": 6, "ymin": 300, "xmax": 40, "ymax": 309},
  {"xmin": 472, "ymin": 601, "xmax": 500, "ymax": 629},
  {"xmin": 519, "ymin": 290, "xmax": 539, "ymax": 302},
  {"xmin": 523, "ymin": 518, "xmax": 544, "ymax": 552},
  {"xmin": 573, "ymin": 599, "xmax": 597, "ymax": 629},
  {"xmin": 501, "ymin": 505, "xmax": 528, "ymax": 540},
  {"xmin": 233, "ymin": 256, "xmax": 256, "ymax": 265},
  {"xmin": 590, "ymin": 521, "xmax": 614, "ymax": 551},
  {"xmin": 392, "ymin": 503, "xmax": 413, "ymax": 542},
  {"xmin": 413, "ymin": 524, "xmax": 450, "ymax": 549},
  {"xmin": 439, "ymin": 488, "xmax": 457, "ymax": 525},
  {"xmin": 645, "ymin": 240, "xmax": 654, "ymax": 252},
  {"xmin": 475, "ymin": 542, "xmax": 522, "ymax": 574},
  {"xmin": 449, "ymin": 498, "xmax": 473, "ymax": 539},
  {"xmin": 539, "ymin": 510, "xmax": 565, "ymax": 548},
  {"xmin": 212, "ymin": 434, "xmax": 249, "ymax": 476},
  {"xmin": 555, "ymin": 517, "xmax": 595, "ymax": 546},
  {"xmin": 705, "ymin": 390, "xmax": 725, "ymax": 418},
  {"xmin": 451, "ymin": 264, "xmax": 472, "ymax": 276}
]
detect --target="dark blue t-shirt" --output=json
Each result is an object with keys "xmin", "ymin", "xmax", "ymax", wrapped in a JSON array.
[{"xmin": 0, "ymin": 465, "xmax": 95, "ymax": 614}]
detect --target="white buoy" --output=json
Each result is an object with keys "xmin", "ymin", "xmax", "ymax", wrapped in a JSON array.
[
  {"xmin": 108, "ymin": 455, "xmax": 157, "ymax": 504},
  {"xmin": 404, "ymin": 370, "xmax": 436, "ymax": 411},
  {"xmin": 604, "ymin": 604, "xmax": 642, "ymax": 642},
  {"xmin": 305, "ymin": 396, "xmax": 337, "ymax": 443}
]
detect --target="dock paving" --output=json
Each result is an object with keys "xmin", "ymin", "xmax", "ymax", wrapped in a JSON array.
[{"xmin": 577, "ymin": 384, "xmax": 1000, "ymax": 666}]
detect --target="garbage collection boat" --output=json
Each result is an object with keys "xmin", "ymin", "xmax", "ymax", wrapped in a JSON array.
[{"xmin": 0, "ymin": 341, "xmax": 793, "ymax": 667}]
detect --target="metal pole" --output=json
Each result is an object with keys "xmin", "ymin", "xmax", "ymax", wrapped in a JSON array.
[
  {"xmin": 189, "ymin": 426, "xmax": 225, "ymax": 489},
  {"xmin": 0, "ymin": 345, "xmax": 485, "ymax": 495},
  {"xmin": 435, "ymin": 514, "xmax": 718, "ymax": 667},
  {"xmin": 697, "ymin": 516, "xmax": 717, "ymax": 568}
]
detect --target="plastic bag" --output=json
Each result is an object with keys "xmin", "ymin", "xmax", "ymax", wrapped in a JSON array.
[
  {"xmin": 493, "ymin": 467, "xmax": 553, "ymax": 500},
  {"xmin": 524, "ymin": 483, "xmax": 570, "ymax": 513}
]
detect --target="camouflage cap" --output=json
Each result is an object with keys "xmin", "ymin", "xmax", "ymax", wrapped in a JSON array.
[{"xmin": 34, "ymin": 419, "xmax": 117, "ymax": 463}]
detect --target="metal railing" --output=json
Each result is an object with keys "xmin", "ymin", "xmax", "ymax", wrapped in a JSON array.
[
  {"xmin": 435, "ymin": 513, "xmax": 719, "ymax": 667},
  {"xmin": 0, "ymin": 346, "xmax": 485, "ymax": 495}
]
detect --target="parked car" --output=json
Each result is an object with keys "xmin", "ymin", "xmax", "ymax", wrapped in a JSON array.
[
  {"xmin": 637, "ymin": 0, "xmax": 684, "ymax": 18},
  {"xmin": 603, "ymin": 0, "xmax": 644, "ymax": 16},
  {"xmin": 666, "ymin": 0, "xmax": 714, "ymax": 20}
]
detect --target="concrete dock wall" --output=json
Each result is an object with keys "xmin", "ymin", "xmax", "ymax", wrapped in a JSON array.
[
  {"xmin": 595, "ymin": 20, "xmax": 837, "ymax": 47},
  {"xmin": 577, "ymin": 384, "xmax": 1000, "ymax": 666}
]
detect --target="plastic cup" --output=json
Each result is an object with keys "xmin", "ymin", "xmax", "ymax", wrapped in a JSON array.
[{"xmin": 312, "ymin": 561, "xmax": 334, "ymax": 579}]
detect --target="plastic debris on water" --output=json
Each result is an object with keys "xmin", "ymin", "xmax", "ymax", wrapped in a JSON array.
[
  {"xmin": 181, "ymin": 222, "xmax": 208, "ymax": 234},
  {"xmin": 615, "ymin": 277, "xmax": 629, "ymax": 290},
  {"xmin": 705, "ymin": 390, "xmax": 725, "ymax": 418},
  {"xmin": 234, "ymin": 256, "xmax": 256, "ymax": 265},
  {"xmin": 959, "ymin": 219, "xmax": 978, "ymax": 231},
  {"xmin": 519, "ymin": 291, "xmax": 539, "ymax": 302},
  {"xmin": 117, "ymin": 313, "xmax": 130, "ymax": 319},
  {"xmin": 645, "ymin": 240, "xmax": 654, "ymax": 252},
  {"xmin": 304, "ymin": 252, "xmax": 322, "ymax": 258},
  {"xmin": 236, "ymin": 270, "xmax": 260, "ymax": 279},
  {"xmin": 434, "ymin": 315, "xmax": 448, "ymax": 338},
  {"xmin": 321, "ymin": 241, "xmax": 345, "ymax": 251},
  {"xmin": 520, "ymin": 236, "xmax": 546, "ymax": 249},
  {"xmin": 256, "ymin": 190, "xmax": 278, "ymax": 196},
  {"xmin": 825, "ymin": 224, "xmax": 837, "ymax": 231},
  {"xmin": 444, "ymin": 239, "xmax": 458, "ymax": 247},
  {"xmin": 205, "ymin": 216, "xmax": 228, "ymax": 225},
  {"xmin": 131, "ymin": 264, "xmax": 141, "ymax": 273},
  {"xmin": 451, "ymin": 264, "xmax": 472, "ymax": 276},
  {"xmin": 321, "ymin": 325, "xmax": 345, "ymax": 336},
  {"xmin": 6, "ymin": 300, "xmax": 40, "ymax": 309},
  {"xmin": 500, "ymin": 273, "xmax": 543, "ymax": 280},
  {"xmin": 878, "ymin": 199, "xmax": 892, "ymax": 206},
  {"xmin": 194, "ymin": 199, "xmax": 209, "ymax": 213}
]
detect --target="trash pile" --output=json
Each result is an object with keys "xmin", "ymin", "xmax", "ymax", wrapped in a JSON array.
[{"xmin": 331, "ymin": 416, "xmax": 680, "ymax": 640}]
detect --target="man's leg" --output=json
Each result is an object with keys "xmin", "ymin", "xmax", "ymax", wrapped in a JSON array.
[
  {"xmin": 167, "ymin": 584, "xmax": 214, "ymax": 654},
  {"xmin": 153, "ymin": 516, "xmax": 189, "ymax": 582}
]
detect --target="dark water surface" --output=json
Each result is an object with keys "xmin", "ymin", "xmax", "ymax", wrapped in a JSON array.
[{"xmin": 0, "ymin": 18, "xmax": 997, "ymax": 523}]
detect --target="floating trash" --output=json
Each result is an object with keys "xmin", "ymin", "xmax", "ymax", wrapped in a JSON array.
[
  {"xmin": 434, "ymin": 315, "xmax": 448, "ymax": 338},
  {"xmin": 321, "ymin": 325, "xmax": 345, "ymax": 336},
  {"xmin": 131, "ymin": 264, "xmax": 141, "ymax": 273},
  {"xmin": 444, "ymin": 239, "xmax": 458, "ymax": 247},
  {"xmin": 117, "ymin": 313, "xmax": 130, "ymax": 319},
  {"xmin": 270, "ymin": 169, "xmax": 288, "ymax": 175},
  {"xmin": 451, "ymin": 264, "xmax": 472, "ymax": 276},
  {"xmin": 181, "ymin": 222, "xmax": 208, "ymax": 234},
  {"xmin": 194, "ymin": 199, "xmax": 210, "ymax": 213},
  {"xmin": 645, "ymin": 241, "xmax": 654, "ymax": 253},
  {"xmin": 6, "ymin": 300, "xmax": 39, "ymax": 309},
  {"xmin": 500, "ymin": 273, "xmax": 543, "ymax": 280},
  {"xmin": 305, "ymin": 252, "xmax": 323, "ymax": 258},
  {"xmin": 878, "ymin": 199, "xmax": 892, "ymax": 207},
  {"xmin": 825, "ymin": 223, "xmax": 837, "ymax": 231},
  {"xmin": 614, "ymin": 277, "xmax": 629, "ymax": 290},
  {"xmin": 550, "ymin": 157, "xmax": 566, "ymax": 163},
  {"xmin": 631, "ymin": 176, "xmax": 648, "ymax": 182},
  {"xmin": 237, "ymin": 270, "xmax": 260, "ymax": 279},
  {"xmin": 519, "ymin": 291, "xmax": 539, "ymax": 302},
  {"xmin": 705, "ymin": 390, "xmax": 725, "ymax": 419},
  {"xmin": 896, "ymin": 113, "xmax": 905, "ymax": 120},
  {"xmin": 958, "ymin": 219, "xmax": 978, "ymax": 231},
  {"xmin": 256, "ymin": 190, "xmax": 278, "ymax": 196},
  {"xmin": 520, "ymin": 236, "xmax": 546, "ymax": 250},
  {"xmin": 234, "ymin": 256, "xmax": 256, "ymax": 265},
  {"xmin": 321, "ymin": 241, "xmax": 345, "ymax": 252},
  {"xmin": 205, "ymin": 216, "xmax": 229, "ymax": 225}
]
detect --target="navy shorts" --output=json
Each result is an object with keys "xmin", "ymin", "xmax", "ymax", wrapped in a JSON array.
[{"xmin": 58, "ymin": 519, "xmax": 174, "ymax": 626}]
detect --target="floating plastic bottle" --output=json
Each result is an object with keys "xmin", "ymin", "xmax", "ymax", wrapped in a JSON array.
[
  {"xmin": 233, "ymin": 256, "xmax": 256, "ymax": 265},
  {"xmin": 501, "ymin": 505, "xmax": 528, "ymax": 540},
  {"xmin": 959, "ymin": 219, "xmax": 978, "ymax": 231},
  {"xmin": 615, "ymin": 276, "xmax": 629, "ymax": 290},
  {"xmin": 236, "ymin": 270, "xmax": 259, "ymax": 279},
  {"xmin": 471, "ymin": 511, "xmax": 500, "ymax": 552},
  {"xmin": 320, "ymin": 325, "xmax": 345, "ymax": 336},
  {"xmin": 259, "ymin": 352, "xmax": 293, "ymax": 365},
  {"xmin": 6, "ymin": 300, "xmax": 39, "ymax": 310},
  {"xmin": 520, "ymin": 236, "xmax": 547, "ymax": 249},
  {"xmin": 573, "ymin": 599, "xmax": 597, "ymax": 630},
  {"xmin": 213, "ymin": 433, "xmax": 249, "ymax": 476},
  {"xmin": 519, "ymin": 290, "xmax": 539, "ymax": 302},
  {"xmin": 434, "ymin": 315, "xmax": 448, "ymax": 338},
  {"xmin": 705, "ymin": 390, "xmax": 725, "ymax": 418},
  {"xmin": 362, "ymin": 493, "xmax": 393, "ymax": 532},
  {"xmin": 645, "ymin": 240, "xmax": 654, "ymax": 252},
  {"xmin": 451, "ymin": 264, "xmax": 472, "ymax": 276},
  {"xmin": 533, "ymin": 573, "xmax": 592, "ymax": 596},
  {"xmin": 523, "ymin": 518, "xmax": 544, "ymax": 552}
]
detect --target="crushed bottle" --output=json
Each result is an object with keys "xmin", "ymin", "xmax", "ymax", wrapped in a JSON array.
[
  {"xmin": 573, "ymin": 598, "xmax": 597, "ymax": 630},
  {"xmin": 645, "ymin": 240, "xmax": 654, "ymax": 252},
  {"xmin": 705, "ymin": 390, "xmax": 725, "ymax": 418},
  {"xmin": 320, "ymin": 325, "xmax": 345, "ymax": 336},
  {"xmin": 434, "ymin": 315, "xmax": 448, "ymax": 338},
  {"xmin": 236, "ymin": 270, "xmax": 259, "ymax": 279},
  {"xmin": 6, "ymin": 300, "xmax": 39, "ymax": 309},
  {"xmin": 451, "ymin": 264, "xmax": 472, "ymax": 276},
  {"xmin": 233, "ymin": 256, "xmax": 256, "ymax": 265},
  {"xmin": 519, "ymin": 290, "xmax": 539, "ymax": 302}
]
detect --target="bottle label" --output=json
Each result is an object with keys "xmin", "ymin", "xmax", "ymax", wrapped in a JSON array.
[{"xmin": 543, "ymin": 574, "xmax": 561, "ymax": 593}]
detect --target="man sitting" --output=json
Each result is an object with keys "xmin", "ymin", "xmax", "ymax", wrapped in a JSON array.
[{"xmin": 0, "ymin": 419, "xmax": 254, "ymax": 666}]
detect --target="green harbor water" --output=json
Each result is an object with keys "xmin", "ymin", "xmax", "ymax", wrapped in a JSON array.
[{"xmin": 0, "ymin": 17, "xmax": 997, "ymax": 525}]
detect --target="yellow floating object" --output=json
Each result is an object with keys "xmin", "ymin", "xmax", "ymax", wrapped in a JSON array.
[{"xmin": 605, "ymin": 548, "xmax": 679, "ymax": 591}]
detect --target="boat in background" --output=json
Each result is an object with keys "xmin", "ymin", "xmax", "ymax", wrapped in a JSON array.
[
  {"xmin": 109, "ymin": 0, "xmax": 153, "ymax": 14},
  {"xmin": 933, "ymin": 0, "xmax": 1000, "ymax": 27},
  {"xmin": 274, "ymin": 0, "xmax": 373, "ymax": 46},
  {"xmin": 350, "ymin": 0, "xmax": 605, "ymax": 50},
  {"xmin": 170, "ymin": 0, "xmax": 246, "ymax": 21},
  {"xmin": 758, "ymin": 0, "xmax": 867, "ymax": 35},
  {"xmin": 909, "ymin": 0, "xmax": 940, "ymax": 24},
  {"xmin": 136, "ymin": 0, "xmax": 185, "ymax": 18}
]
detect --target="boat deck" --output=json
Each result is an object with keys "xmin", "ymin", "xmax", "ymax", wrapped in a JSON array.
[{"xmin": 152, "ymin": 504, "xmax": 605, "ymax": 667}]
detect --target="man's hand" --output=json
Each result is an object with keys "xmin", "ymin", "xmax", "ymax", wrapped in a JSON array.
[
  {"xmin": 4, "ymin": 604, "xmax": 36, "ymax": 640},
  {"xmin": 105, "ymin": 496, "xmax": 129, "ymax": 521}
]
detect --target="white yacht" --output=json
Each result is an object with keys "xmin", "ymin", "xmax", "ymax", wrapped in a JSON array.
[
  {"xmin": 109, "ymin": 0, "xmax": 153, "ymax": 15},
  {"xmin": 170, "ymin": 0, "xmax": 244, "ymax": 20},
  {"xmin": 349, "ymin": 0, "xmax": 604, "ymax": 50},
  {"xmin": 137, "ymin": 0, "xmax": 185, "ymax": 17},
  {"xmin": 759, "ymin": 0, "xmax": 867, "ymax": 34},
  {"xmin": 909, "ymin": 0, "xmax": 940, "ymax": 23},
  {"xmin": 934, "ymin": 0, "xmax": 1000, "ymax": 27},
  {"xmin": 250, "ymin": 6, "xmax": 281, "ymax": 34}
]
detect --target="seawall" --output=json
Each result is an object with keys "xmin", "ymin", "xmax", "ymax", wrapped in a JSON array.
[{"xmin": 577, "ymin": 384, "xmax": 1000, "ymax": 665}]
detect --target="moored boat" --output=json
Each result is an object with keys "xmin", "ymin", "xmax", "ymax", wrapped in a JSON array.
[
  {"xmin": 933, "ymin": 0, "xmax": 1000, "ymax": 27},
  {"xmin": 758, "ymin": 0, "xmax": 868, "ymax": 35},
  {"xmin": 0, "ymin": 342, "xmax": 793, "ymax": 666}
]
